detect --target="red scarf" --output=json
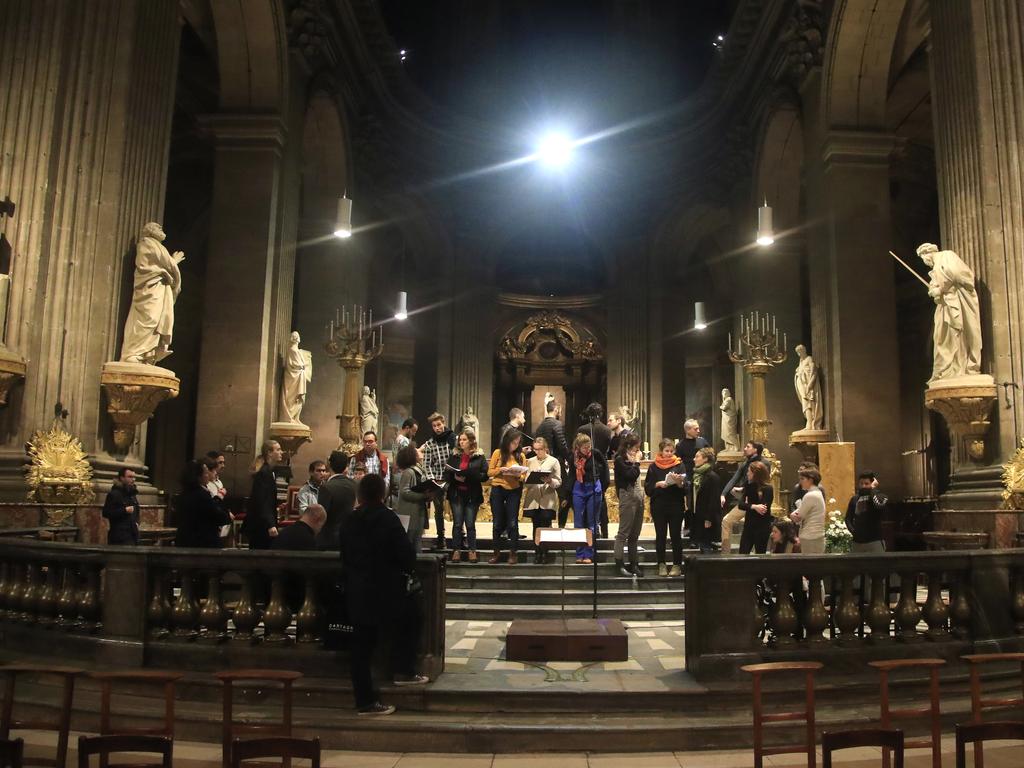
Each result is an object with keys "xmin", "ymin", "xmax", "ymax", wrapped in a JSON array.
[{"xmin": 575, "ymin": 449, "xmax": 592, "ymax": 483}]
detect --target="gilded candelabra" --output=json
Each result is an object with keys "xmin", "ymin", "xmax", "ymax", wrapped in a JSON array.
[
  {"xmin": 325, "ymin": 305, "xmax": 383, "ymax": 454},
  {"xmin": 728, "ymin": 311, "xmax": 787, "ymax": 515}
]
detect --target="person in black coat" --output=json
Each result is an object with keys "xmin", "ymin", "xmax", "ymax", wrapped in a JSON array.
[
  {"xmin": 340, "ymin": 474, "xmax": 427, "ymax": 715},
  {"xmin": 241, "ymin": 440, "xmax": 283, "ymax": 550},
  {"xmin": 317, "ymin": 450, "xmax": 356, "ymax": 550},
  {"xmin": 738, "ymin": 460, "xmax": 774, "ymax": 554},
  {"xmin": 644, "ymin": 439, "xmax": 687, "ymax": 575},
  {"xmin": 272, "ymin": 505, "xmax": 326, "ymax": 551},
  {"xmin": 674, "ymin": 418, "xmax": 710, "ymax": 534},
  {"xmin": 575, "ymin": 402, "xmax": 613, "ymax": 537},
  {"xmin": 443, "ymin": 431, "xmax": 490, "ymax": 562},
  {"xmin": 536, "ymin": 401, "xmax": 572, "ymax": 528},
  {"xmin": 102, "ymin": 467, "xmax": 140, "ymax": 545},
  {"xmin": 690, "ymin": 447, "xmax": 723, "ymax": 554},
  {"xmin": 174, "ymin": 459, "xmax": 232, "ymax": 548}
]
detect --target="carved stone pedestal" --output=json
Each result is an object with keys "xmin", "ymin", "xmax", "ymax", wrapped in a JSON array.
[
  {"xmin": 100, "ymin": 362, "xmax": 179, "ymax": 453},
  {"xmin": 0, "ymin": 346, "xmax": 27, "ymax": 405},
  {"xmin": 925, "ymin": 374, "xmax": 997, "ymax": 462},
  {"xmin": 788, "ymin": 429, "xmax": 830, "ymax": 463},
  {"xmin": 268, "ymin": 421, "xmax": 312, "ymax": 462},
  {"xmin": 716, "ymin": 449, "xmax": 744, "ymax": 467}
]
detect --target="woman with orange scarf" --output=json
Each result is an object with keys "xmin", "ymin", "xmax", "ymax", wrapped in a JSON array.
[
  {"xmin": 566, "ymin": 433, "xmax": 609, "ymax": 564},
  {"xmin": 644, "ymin": 438, "xmax": 687, "ymax": 576}
]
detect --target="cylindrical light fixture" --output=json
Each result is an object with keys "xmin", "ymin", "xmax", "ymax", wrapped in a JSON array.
[
  {"xmin": 395, "ymin": 290, "xmax": 408, "ymax": 321},
  {"xmin": 756, "ymin": 200, "xmax": 774, "ymax": 246},
  {"xmin": 694, "ymin": 301, "xmax": 707, "ymax": 330},
  {"xmin": 333, "ymin": 195, "xmax": 353, "ymax": 239}
]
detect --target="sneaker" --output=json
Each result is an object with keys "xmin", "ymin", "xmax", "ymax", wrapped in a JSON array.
[
  {"xmin": 669, "ymin": 564, "xmax": 682, "ymax": 577},
  {"xmin": 358, "ymin": 702, "xmax": 396, "ymax": 716},
  {"xmin": 658, "ymin": 563, "xmax": 668, "ymax": 577},
  {"xmin": 393, "ymin": 674, "xmax": 430, "ymax": 686}
]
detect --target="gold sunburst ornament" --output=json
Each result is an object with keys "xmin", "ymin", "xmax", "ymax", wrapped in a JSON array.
[
  {"xmin": 1000, "ymin": 439, "xmax": 1024, "ymax": 510},
  {"xmin": 25, "ymin": 423, "xmax": 95, "ymax": 508}
]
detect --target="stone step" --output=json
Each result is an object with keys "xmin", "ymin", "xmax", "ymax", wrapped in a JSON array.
[
  {"xmin": 446, "ymin": 573, "xmax": 681, "ymax": 590},
  {"xmin": 445, "ymin": 601, "xmax": 685, "ymax": 621},
  {"xmin": 443, "ymin": 560, "xmax": 687, "ymax": 574},
  {"xmin": 446, "ymin": 586, "xmax": 685, "ymax": 606}
]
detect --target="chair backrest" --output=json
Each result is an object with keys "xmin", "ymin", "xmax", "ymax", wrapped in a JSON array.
[
  {"xmin": 955, "ymin": 721, "xmax": 1024, "ymax": 768},
  {"xmin": 823, "ymin": 729, "xmax": 904, "ymax": 768},
  {"xmin": 0, "ymin": 738, "xmax": 23, "ymax": 768},
  {"xmin": 76, "ymin": 735, "xmax": 172, "ymax": 768},
  {"xmin": 231, "ymin": 737, "xmax": 320, "ymax": 768}
]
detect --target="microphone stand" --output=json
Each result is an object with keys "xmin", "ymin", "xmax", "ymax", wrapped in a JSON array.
[{"xmin": 588, "ymin": 416, "xmax": 600, "ymax": 620}]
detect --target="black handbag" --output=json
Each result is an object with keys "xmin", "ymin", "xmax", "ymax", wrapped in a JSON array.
[{"xmin": 322, "ymin": 583, "xmax": 354, "ymax": 650}]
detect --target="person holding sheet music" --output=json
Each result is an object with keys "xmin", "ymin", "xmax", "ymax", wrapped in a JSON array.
[
  {"xmin": 644, "ymin": 439, "xmax": 687, "ymax": 576},
  {"xmin": 522, "ymin": 436, "xmax": 562, "ymax": 564},
  {"xmin": 487, "ymin": 429, "xmax": 529, "ymax": 564},
  {"xmin": 613, "ymin": 433, "xmax": 645, "ymax": 577},
  {"xmin": 566, "ymin": 433, "xmax": 609, "ymax": 565},
  {"xmin": 443, "ymin": 428, "xmax": 488, "ymax": 563},
  {"xmin": 396, "ymin": 445, "xmax": 432, "ymax": 552}
]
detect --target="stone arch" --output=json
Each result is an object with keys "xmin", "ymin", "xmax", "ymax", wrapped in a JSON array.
[
  {"xmin": 300, "ymin": 88, "xmax": 350, "ymax": 231},
  {"xmin": 752, "ymin": 106, "xmax": 804, "ymax": 234},
  {"xmin": 209, "ymin": 0, "xmax": 289, "ymax": 112},
  {"xmin": 822, "ymin": 0, "xmax": 909, "ymax": 129}
]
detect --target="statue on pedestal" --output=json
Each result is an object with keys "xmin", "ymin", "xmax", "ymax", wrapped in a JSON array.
[
  {"xmin": 720, "ymin": 388, "xmax": 739, "ymax": 452},
  {"xmin": 917, "ymin": 243, "xmax": 982, "ymax": 382},
  {"xmin": 794, "ymin": 344, "xmax": 823, "ymax": 431},
  {"xmin": 360, "ymin": 385, "xmax": 378, "ymax": 435},
  {"xmin": 280, "ymin": 331, "xmax": 312, "ymax": 425},
  {"xmin": 120, "ymin": 222, "xmax": 183, "ymax": 365},
  {"xmin": 461, "ymin": 406, "xmax": 479, "ymax": 435}
]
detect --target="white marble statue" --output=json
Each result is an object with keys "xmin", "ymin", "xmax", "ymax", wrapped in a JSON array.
[
  {"xmin": 794, "ymin": 344, "xmax": 824, "ymax": 431},
  {"xmin": 461, "ymin": 406, "xmax": 479, "ymax": 435},
  {"xmin": 280, "ymin": 331, "xmax": 312, "ymax": 425},
  {"xmin": 360, "ymin": 385, "xmax": 379, "ymax": 435},
  {"xmin": 720, "ymin": 388, "xmax": 739, "ymax": 451},
  {"xmin": 119, "ymin": 222, "xmax": 183, "ymax": 364},
  {"xmin": 917, "ymin": 243, "xmax": 983, "ymax": 382}
]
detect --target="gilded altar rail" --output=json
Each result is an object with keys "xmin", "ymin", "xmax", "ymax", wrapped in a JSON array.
[
  {"xmin": 684, "ymin": 549, "xmax": 1024, "ymax": 680},
  {"xmin": 0, "ymin": 539, "xmax": 445, "ymax": 678}
]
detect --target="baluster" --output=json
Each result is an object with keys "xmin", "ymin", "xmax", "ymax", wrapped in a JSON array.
[
  {"xmin": 296, "ymin": 575, "xmax": 322, "ymax": 643},
  {"xmin": 771, "ymin": 577, "xmax": 799, "ymax": 647},
  {"xmin": 147, "ymin": 570, "xmax": 171, "ymax": 638},
  {"xmin": 867, "ymin": 571, "xmax": 892, "ymax": 642},
  {"xmin": 3, "ymin": 562, "xmax": 22, "ymax": 619},
  {"xmin": 949, "ymin": 572, "xmax": 972, "ymax": 640},
  {"xmin": 1011, "ymin": 569, "xmax": 1024, "ymax": 636},
  {"xmin": 895, "ymin": 571, "xmax": 922, "ymax": 642},
  {"xmin": 834, "ymin": 574, "xmax": 862, "ymax": 643},
  {"xmin": 77, "ymin": 565, "xmax": 101, "ymax": 632},
  {"xmin": 0, "ymin": 562, "xmax": 9, "ymax": 619},
  {"xmin": 198, "ymin": 573, "xmax": 228, "ymax": 640},
  {"xmin": 171, "ymin": 571, "xmax": 199, "ymax": 638},
  {"xmin": 56, "ymin": 565, "xmax": 79, "ymax": 629},
  {"xmin": 923, "ymin": 571, "xmax": 949, "ymax": 640},
  {"xmin": 262, "ymin": 574, "xmax": 293, "ymax": 643},
  {"xmin": 36, "ymin": 564, "xmax": 59, "ymax": 626},
  {"xmin": 802, "ymin": 575, "xmax": 828, "ymax": 645},
  {"xmin": 232, "ymin": 574, "xmax": 259, "ymax": 641},
  {"xmin": 19, "ymin": 563, "xmax": 39, "ymax": 623}
]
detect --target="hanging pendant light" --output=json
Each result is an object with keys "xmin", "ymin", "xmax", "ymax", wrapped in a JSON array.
[
  {"xmin": 694, "ymin": 301, "xmax": 707, "ymax": 331},
  {"xmin": 395, "ymin": 290, "xmax": 408, "ymax": 321},
  {"xmin": 333, "ymin": 195, "xmax": 353, "ymax": 239},
  {"xmin": 756, "ymin": 199, "xmax": 774, "ymax": 246}
]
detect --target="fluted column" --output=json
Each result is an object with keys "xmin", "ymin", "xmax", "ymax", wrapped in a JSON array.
[
  {"xmin": 930, "ymin": 0, "xmax": 1024, "ymax": 480},
  {"xmin": 0, "ymin": 0, "xmax": 179, "ymax": 498},
  {"xmin": 606, "ymin": 244, "xmax": 651, "ymax": 444},
  {"xmin": 192, "ymin": 115, "xmax": 290, "ymax": 459}
]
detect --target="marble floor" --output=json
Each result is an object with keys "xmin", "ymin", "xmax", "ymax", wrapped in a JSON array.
[{"xmin": 16, "ymin": 729, "xmax": 1024, "ymax": 767}]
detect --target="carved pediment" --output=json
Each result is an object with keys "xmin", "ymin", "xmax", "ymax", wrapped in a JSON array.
[{"xmin": 497, "ymin": 310, "xmax": 602, "ymax": 364}]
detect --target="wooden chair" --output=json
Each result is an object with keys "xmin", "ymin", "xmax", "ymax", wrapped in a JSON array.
[
  {"xmin": 215, "ymin": 670, "xmax": 303, "ymax": 768},
  {"xmin": 822, "ymin": 728, "xmax": 904, "ymax": 768},
  {"xmin": 0, "ymin": 664, "xmax": 82, "ymax": 768},
  {"xmin": 868, "ymin": 658, "xmax": 944, "ymax": 768},
  {"xmin": 231, "ymin": 737, "xmax": 320, "ymax": 768},
  {"xmin": 0, "ymin": 738, "xmax": 23, "ymax": 768},
  {"xmin": 76, "ymin": 735, "xmax": 172, "ymax": 768},
  {"xmin": 961, "ymin": 652, "xmax": 1024, "ymax": 768},
  {"xmin": 741, "ymin": 661, "xmax": 824, "ymax": 768},
  {"xmin": 955, "ymin": 721, "xmax": 1024, "ymax": 768},
  {"xmin": 89, "ymin": 671, "xmax": 182, "ymax": 739}
]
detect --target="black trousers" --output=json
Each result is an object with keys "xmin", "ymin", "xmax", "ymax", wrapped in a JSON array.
[
  {"xmin": 652, "ymin": 505, "xmax": 684, "ymax": 565},
  {"xmin": 350, "ymin": 601, "xmax": 420, "ymax": 709},
  {"xmin": 739, "ymin": 518, "xmax": 771, "ymax": 554},
  {"xmin": 599, "ymin": 498, "xmax": 609, "ymax": 539},
  {"xmin": 431, "ymin": 497, "xmax": 445, "ymax": 540}
]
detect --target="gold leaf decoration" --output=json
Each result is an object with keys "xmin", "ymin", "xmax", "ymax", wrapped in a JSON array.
[
  {"xmin": 1001, "ymin": 439, "xmax": 1024, "ymax": 510},
  {"xmin": 25, "ymin": 423, "xmax": 94, "ymax": 504}
]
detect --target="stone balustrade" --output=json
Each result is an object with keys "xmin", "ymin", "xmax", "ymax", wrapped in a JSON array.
[
  {"xmin": 0, "ymin": 539, "xmax": 445, "ymax": 678},
  {"xmin": 684, "ymin": 549, "xmax": 1024, "ymax": 680}
]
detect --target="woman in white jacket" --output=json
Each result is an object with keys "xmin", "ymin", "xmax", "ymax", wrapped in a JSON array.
[
  {"xmin": 523, "ymin": 437, "xmax": 562, "ymax": 564},
  {"xmin": 790, "ymin": 467, "xmax": 826, "ymax": 553}
]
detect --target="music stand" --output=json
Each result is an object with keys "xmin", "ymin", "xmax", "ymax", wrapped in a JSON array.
[{"xmin": 534, "ymin": 527, "xmax": 592, "ymax": 616}]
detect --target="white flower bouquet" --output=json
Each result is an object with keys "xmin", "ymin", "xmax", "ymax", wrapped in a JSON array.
[{"xmin": 824, "ymin": 501, "xmax": 852, "ymax": 553}]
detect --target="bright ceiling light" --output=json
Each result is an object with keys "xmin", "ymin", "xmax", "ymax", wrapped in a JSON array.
[
  {"xmin": 536, "ymin": 133, "xmax": 574, "ymax": 168},
  {"xmin": 756, "ymin": 200, "xmax": 774, "ymax": 247},
  {"xmin": 333, "ymin": 195, "xmax": 353, "ymax": 239},
  {"xmin": 395, "ymin": 291, "xmax": 408, "ymax": 321},
  {"xmin": 694, "ymin": 301, "xmax": 707, "ymax": 331}
]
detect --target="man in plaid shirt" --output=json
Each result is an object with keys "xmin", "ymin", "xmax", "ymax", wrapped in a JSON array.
[{"xmin": 422, "ymin": 411, "xmax": 456, "ymax": 550}]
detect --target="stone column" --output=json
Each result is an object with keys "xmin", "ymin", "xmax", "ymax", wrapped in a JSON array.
[
  {"xmin": 0, "ymin": 0, "xmax": 179, "ymax": 499},
  {"xmin": 606, "ymin": 245, "xmax": 651, "ymax": 444},
  {"xmin": 812, "ymin": 131, "xmax": 903, "ymax": 493},
  {"xmin": 929, "ymin": 0, "xmax": 1024, "ymax": 503},
  {"xmin": 192, "ymin": 115, "xmax": 290, "ymax": 464}
]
